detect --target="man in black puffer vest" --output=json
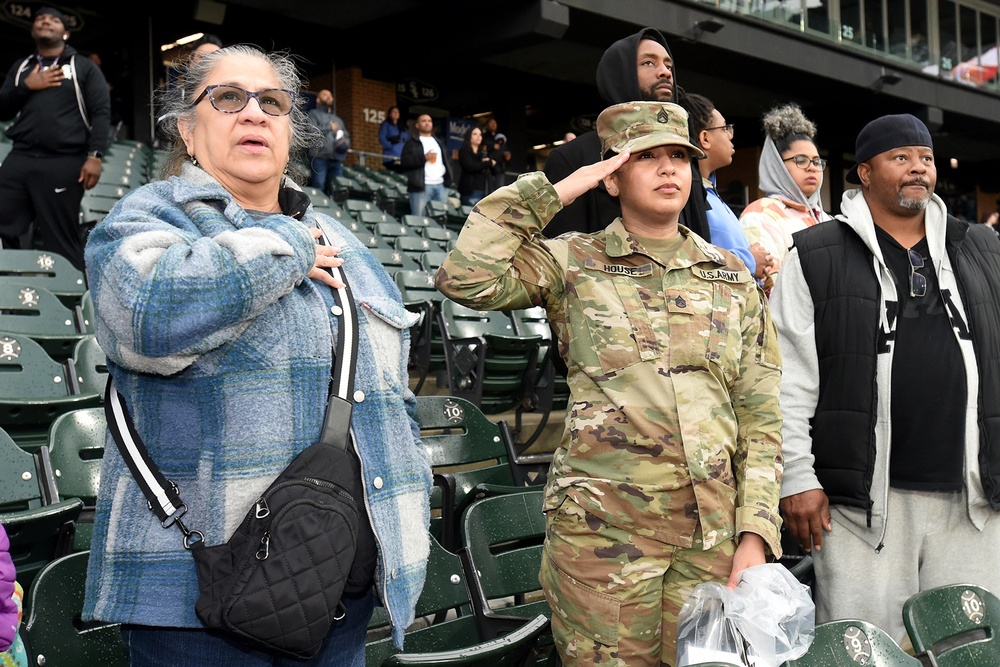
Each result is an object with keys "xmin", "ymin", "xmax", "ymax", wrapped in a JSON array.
[{"xmin": 770, "ymin": 113, "xmax": 1000, "ymax": 645}]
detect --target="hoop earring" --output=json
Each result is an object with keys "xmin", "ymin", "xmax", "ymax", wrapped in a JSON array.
[{"xmin": 190, "ymin": 155, "xmax": 199, "ymax": 167}]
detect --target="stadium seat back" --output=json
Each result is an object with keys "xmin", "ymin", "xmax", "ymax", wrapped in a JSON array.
[
  {"xmin": 508, "ymin": 307, "xmax": 569, "ymax": 451},
  {"xmin": 71, "ymin": 336, "xmax": 109, "ymax": 399},
  {"xmin": 420, "ymin": 250, "xmax": 449, "ymax": 272},
  {"xmin": 783, "ymin": 618, "xmax": 922, "ymax": 666},
  {"xmin": 416, "ymin": 395, "xmax": 544, "ymax": 552},
  {"xmin": 369, "ymin": 247, "xmax": 422, "ymax": 274},
  {"xmin": 394, "ymin": 269, "xmax": 442, "ymax": 393},
  {"xmin": 460, "ymin": 489, "xmax": 548, "ymax": 612},
  {"xmin": 0, "ymin": 282, "xmax": 91, "ymax": 359},
  {"xmin": 902, "ymin": 583, "xmax": 1000, "ymax": 666},
  {"xmin": 381, "ymin": 614, "xmax": 550, "ymax": 667},
  {"xmin": 47, "ymin": 405, "xmax": 107, "ymax": 551},
  {"xmin": 0, "ymin": 333, "xmax": 101, "ymax": 447},
  {"xmin": 365, "ymin": 532, "xmax": 479, "ymax": 665},
  {"xmin": 22, "ymin": 551, "xmax": 128, "ymax": 667},
  {"xmin": 0, "ymin": 423, "xmax": 81, "ymax": 593},
  {"xmin": 47, "ymin": 407, "xmax": 106, "ymax": 509},
  {"xmin": 0, "ymin": 248, "xmax": 87, "ymax": 307},
  {"xmin": 437, "ymin": 300, "xmax": 541, "ymax": 415}
]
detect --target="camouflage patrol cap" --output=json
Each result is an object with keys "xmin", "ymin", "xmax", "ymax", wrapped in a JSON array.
[{"xmin": 597, "ymin": 101, "xmax": 706, "ymax": 159}]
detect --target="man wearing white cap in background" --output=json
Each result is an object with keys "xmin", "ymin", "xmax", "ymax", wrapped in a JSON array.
[{"xmin": 771, "ymin": 113, "xmax": 1000, "ymax": 643}]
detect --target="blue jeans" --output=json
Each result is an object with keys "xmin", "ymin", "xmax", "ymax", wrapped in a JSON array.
[
  {"xmin": 310, "ymin": 157, "xmax": 344, "ymax": 195},
  {"xmin": 460, "ymin": 190, "xmax": 483, "ymax": 207},
  {"xmin": 120, "ymin": 588, "xmax": 375, "ymax": 667},
  {"xmin": 409, "ymin": 183, "xmax": 448, "ymax": 217}
]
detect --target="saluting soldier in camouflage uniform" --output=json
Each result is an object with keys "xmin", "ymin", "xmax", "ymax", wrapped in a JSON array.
[{"xmin": 436, "ymin": 101, "xmax": 783, "ymax": 667}]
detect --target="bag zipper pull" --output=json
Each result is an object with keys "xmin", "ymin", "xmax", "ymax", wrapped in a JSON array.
[
  {"xmin": 256, "ymin": 532, "xmax": 270, "ymax": 561},
  {"xmin": 255, "ymin": 497, "xmax": 269, "ymax": 519}
]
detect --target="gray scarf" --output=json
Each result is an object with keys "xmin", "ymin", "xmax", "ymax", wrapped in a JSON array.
[{"xmin": 757, "ymin": 136, "xmax": 826, "ymax": 220}]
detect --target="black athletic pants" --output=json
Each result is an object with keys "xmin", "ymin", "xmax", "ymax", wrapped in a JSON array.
[{"xmin": 0, "ymin": 151, "xmax": 87, "ymax": 271}]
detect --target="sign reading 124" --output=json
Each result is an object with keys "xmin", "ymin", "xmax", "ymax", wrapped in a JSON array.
[{"xmin": 3, "ymin": 3, "xmax": 83, "ymax": 30}]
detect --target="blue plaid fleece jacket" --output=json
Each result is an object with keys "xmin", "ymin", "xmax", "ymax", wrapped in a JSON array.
[{"xmin": 81, "ymin": 164, "xmax": 432, "ymax": 648}]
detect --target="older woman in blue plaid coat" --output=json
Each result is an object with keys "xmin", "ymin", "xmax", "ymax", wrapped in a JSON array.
[{"xmin": 81, "ymin": 45, "xmax": 431, "ymax": 667}]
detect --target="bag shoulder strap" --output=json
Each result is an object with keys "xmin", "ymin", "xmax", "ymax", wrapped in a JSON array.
[{"xmin": 105, "ymin": 226, "xmax": 359, "ymax": 531}]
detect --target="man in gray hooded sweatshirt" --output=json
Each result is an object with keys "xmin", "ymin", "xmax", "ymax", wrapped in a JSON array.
[{"xmin": 542, "ymin": 27, "xmax": 710, "ymax": 241}]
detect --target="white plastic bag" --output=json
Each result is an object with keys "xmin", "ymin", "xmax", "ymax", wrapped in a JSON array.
[
  {"xmin": 675, "ymin": 585, "xmax": 747, "ymax": 666},
  {"xmin": 676, "ymin": 563, "xmax": 815, "ymax": 667}
]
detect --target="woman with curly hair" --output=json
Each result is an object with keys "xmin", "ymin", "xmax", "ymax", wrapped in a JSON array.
[{"xmin": 741, "ymin": 103, "xmax": 831, "ymax": 288}]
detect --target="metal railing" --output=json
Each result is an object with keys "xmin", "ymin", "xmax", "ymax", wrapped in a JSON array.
[{"xmin": 346, "ymin": 148, "xmax": 396, "ymax": 167}]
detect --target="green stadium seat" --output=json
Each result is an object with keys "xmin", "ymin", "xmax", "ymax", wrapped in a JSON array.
[
  {"xmin": 46, "ymin": 406, "xmax": 107, "ymax": 551},
  {"xmin": 0, "ymin": 248, "xmax": 87, "ymax": 307},
  {"xmin": 0, "ymin": 333, "xmax": 102, "ymax": 449},
  {"xmin": 459, "ymin": 489, "xmax": 555, "ymax": 664},
  {"xmin": 366, "ymin": 531, "xmax": 548, "ymax": 667},
  {"xmin": 344, "ymin": 197, "xmax": 379, "ymax": 219},
  {"xmin": 415, "ymin": 395, "xmax": 546, "ymax": 551},
  {"xmin": 419, "ymin": 250, "xmax": 449, "ymax": 272},
  {"xmin": 0, "ymin": 282, "xmax": 93, "ymax": 359},
  {"xmin": 22, "ymin": 551, "xmax": 128, "ymax": 667},
  {"xmin": 437, "ymin": 300, "xmax": 542, "ymax": 416},
  {"xmin": 902, "ymin": 583, "xmax": 1000, "ymax": 666},
  {"xmin": 508, "ymin": 307, "xmax": 569, "ymax": 452},
  {"xmin": 369, "ymin": 246, "xmax": 422, "ymax": 274},
  {"xmin": 395, "ymin": 269, "xmax": 443, "ymax": 394},
  {"xmin": 0, "ymin": 425, "xmax": 82, "ymax": 594},
  {"xmin": 783, "ymin": 619, "xmax": 921, "ymax": 666}
]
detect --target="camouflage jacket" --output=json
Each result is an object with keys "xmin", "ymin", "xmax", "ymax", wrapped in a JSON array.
[{"xmin": 436, "ymin": 172, "xmax": 783, "ymax": 556}]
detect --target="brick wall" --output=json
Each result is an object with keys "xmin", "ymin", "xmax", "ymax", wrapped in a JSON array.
[{"xmin": 308, "ymin": 67, "xmax": 398, "ymax": 170}]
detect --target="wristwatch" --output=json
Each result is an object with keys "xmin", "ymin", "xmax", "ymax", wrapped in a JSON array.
[{"xmin": 88, "ymin": 150, "xmax": 103, "ymax": 161}]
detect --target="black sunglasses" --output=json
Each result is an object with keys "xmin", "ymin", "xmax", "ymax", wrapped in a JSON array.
[{"xmin": 907, "ymin": 248, "xmax": 927, "ymax": 298}]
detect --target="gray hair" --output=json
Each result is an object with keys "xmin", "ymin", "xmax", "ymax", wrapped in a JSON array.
[
  {"xmin": 154, "ymin": 44, "xmax": 319, "ymax": 183},
  {"xmin": 762, "ymin": 103, "xmax": 817, "ymax": 155}
]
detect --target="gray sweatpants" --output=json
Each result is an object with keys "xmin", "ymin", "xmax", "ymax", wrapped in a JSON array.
[{"xmin": 812, "ymin": 487, "xmax": 1000, "ymax": 644}]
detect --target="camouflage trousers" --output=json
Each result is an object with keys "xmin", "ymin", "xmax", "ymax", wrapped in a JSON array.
[{"xmin": 539, "ymin": 496, "xmax": 735, "ymax": 667}]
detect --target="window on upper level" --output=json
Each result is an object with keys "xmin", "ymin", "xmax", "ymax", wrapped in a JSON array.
[
  {"xmin": 979, "ymin": 13, "xmax": 998, "ymax": 90},
  {"xmin": 806, "ymin": 0, "xmax": 833, "ymax": 36},
  {"xmin": 841, "ymin": 0, "xmax": 863, "ymax": 43},
  {"xmin": 910, "ymin": 0, "xmax": 930, "ymax": 66},
  {"xmin": 939, "ymin": 0, "xmax": 959, "ymax": 76},
  {"xmin": 865, "ymin": 0, "xmax": 887, "ymax": 51},
  {"xmin": 703, "ymin": 0, "xmax": 1000, "ymax": 92}
]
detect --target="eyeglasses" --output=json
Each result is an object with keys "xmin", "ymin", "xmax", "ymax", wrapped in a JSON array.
[
  {"xmin": 907, "ymin": 248, "xmax": 927, "ymax": 297},
  {"xmin": 783, "ymin": 155, "xmax": 828, "ymax": 170},
  {"xmin": 705, "ymin": 123, "xmax": 734, "ymax": 138},
  {"xmin": 192, "ymin": 85, "xmax": 297, "ymax": 116}
]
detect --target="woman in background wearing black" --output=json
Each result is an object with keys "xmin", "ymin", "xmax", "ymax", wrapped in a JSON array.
[{"xmin": 457, "ymin": 125, "xmax": 494, "ymax": 206}]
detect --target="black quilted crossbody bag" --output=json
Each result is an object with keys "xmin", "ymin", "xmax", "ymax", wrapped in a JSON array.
[{"xmin": 105, "ymin": 237, "xmax": 371, "ymax": 660}]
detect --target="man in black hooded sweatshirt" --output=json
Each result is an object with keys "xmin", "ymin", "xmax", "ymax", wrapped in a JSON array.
[
  {"xmin": 542, "ymin": 27, "xmax": 711, "ymax": 241},
  {"xmin": 0, "ymin": 6, "xmax": 110, "ymax": 271}
]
